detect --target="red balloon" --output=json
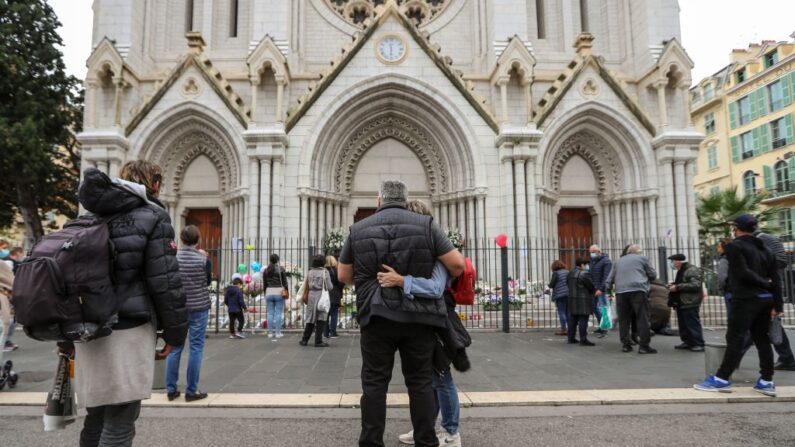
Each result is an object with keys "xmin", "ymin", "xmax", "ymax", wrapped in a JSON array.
[{"xmin": 495, "ymin": 233, "xmax": 509, "ymax": 248}]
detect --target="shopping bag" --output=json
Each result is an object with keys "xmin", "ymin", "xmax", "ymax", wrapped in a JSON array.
[
  {"xmin": 769, "ymin": 316, "xmax": 784, "ymax": 346},
  {"xmin": 599, "ymin": 302, "xmax": 613, "ymax": 331},
  {"xmin": 317, "ymin": 272, "xmax": 331, "ymax": 313}
]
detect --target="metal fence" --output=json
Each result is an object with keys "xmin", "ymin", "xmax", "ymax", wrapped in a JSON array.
[{"xmin": 199, "ymin": 236, "xmax": 795, "ymax": 334}]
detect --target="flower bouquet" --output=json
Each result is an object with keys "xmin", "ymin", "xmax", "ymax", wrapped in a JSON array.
[
  {"xmin": 323, "ymin": 228, "xmax": 347, "ymax": 257},
  {"xmin": 446, "ymin": 228, "xmax": 464, "ymax": 249}
]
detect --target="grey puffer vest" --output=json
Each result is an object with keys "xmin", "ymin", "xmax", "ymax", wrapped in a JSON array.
[{"xmin": 349, "ymin": 204, "xmax": 447, "ymax": 328}]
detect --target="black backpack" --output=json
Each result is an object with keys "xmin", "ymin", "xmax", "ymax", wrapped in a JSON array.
[{"xmin": 13, "ymin": 214, "xmax": 121, "ymax": 342}]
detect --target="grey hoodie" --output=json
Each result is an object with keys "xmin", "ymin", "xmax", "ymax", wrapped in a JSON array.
[{"xmin": 605, "ymin": 253, "xmax": 657, "ymax": 294}]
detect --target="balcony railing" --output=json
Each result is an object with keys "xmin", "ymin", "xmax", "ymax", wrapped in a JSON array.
[{"xmin": 759, "ymin": 181, "xmax": 795, "ymax": 200}]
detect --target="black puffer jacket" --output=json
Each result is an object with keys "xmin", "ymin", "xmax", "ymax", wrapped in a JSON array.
[{"xmin": 78, "ymin": 168, "xmax": 188, "ymax": 346}]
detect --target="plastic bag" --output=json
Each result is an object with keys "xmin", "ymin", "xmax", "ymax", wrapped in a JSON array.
[
  {"xmin": 599, "ymin": 302, "xmax": 613, "ymax": 331},
  {"xmin": 769, "ymin": 315, "xmax": 784, "ymax": 346}
]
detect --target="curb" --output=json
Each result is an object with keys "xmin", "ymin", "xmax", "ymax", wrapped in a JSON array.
[{"xmin": 2, "ymin": 387, "xmax": 793, "ymax": 409}]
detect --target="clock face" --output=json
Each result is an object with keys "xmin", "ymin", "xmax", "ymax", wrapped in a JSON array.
[{"xmin": 378, "ymin": 36, "xmax": 406, "ymax": 63}]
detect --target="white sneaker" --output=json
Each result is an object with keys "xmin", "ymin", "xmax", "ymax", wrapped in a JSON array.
[
  {"xmin": 267, "ymin": 333, "xmax": 274, "ymax": 338},
  {"xmin": 398, "ymin": 429, "xmax": 414, "ymax": 445},
  {"xmin": 275, "ymin": 333, "xmax": 284, "ymax": 338},
  {"xmin": 438, "ymin": 431, "xmax": 461, "ymax": 447}
]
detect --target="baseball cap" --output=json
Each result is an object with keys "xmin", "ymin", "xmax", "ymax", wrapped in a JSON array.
[{"xmin": 727, "ymin": 214, "xmax": 758, "ymax": 232}]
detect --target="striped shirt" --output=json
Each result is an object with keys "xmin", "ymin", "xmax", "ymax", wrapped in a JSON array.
[{"xmin": 177, "ymin": 247, "xmax": 211, "ymax": 312}]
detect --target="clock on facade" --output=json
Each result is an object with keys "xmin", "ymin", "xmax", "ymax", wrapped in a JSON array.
[{"xmin": 376, "ymin": 35, "xmax": 407, "ymax": 64}]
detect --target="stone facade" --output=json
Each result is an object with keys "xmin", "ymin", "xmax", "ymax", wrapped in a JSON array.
[{"xmin": 79, "ymin": 0, "xmax": 702, "ymax": 252}]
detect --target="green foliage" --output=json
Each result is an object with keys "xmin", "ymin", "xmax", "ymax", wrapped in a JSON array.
[
  {"xmin": 697, "ymin": 186, "xmax": 783, "ymax": 255},
  {"xmin": 0, "ymin": 0, "xmax": 82, "ymax": 242}
]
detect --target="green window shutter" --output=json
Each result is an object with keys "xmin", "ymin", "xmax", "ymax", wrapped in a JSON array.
[
  {"xmin": 785, "ymin": 113, "xmax": 795, "ymax": 145},
  {"xmin": 752, "ymin": 126, "xmax": 761, "ymax": 156},
  {"xmin": 763, "ymin": 165, "xmax": 774, "ymax": 190},
  {"xmin": 757, "ymin": 88, "xmax": 769, "ymax": 117},
  {"xmin": 788, "ymin": 158, "xmax": 795, "ymax": 185},
  {"xmin": 783, "ymin": 74, "xmax": 793, "ymax": 107},
  {"xmin": 752, "ymin": 90, "xmax": 762, "ymax": 120},
  {"xmin": 790, "ymin": 207, "xmax": 795, "ymax": 235},
  {"xmin": 731, "ymin": 136, "xmax": 740, "ymax": 162},
  {"xmin": 760, "ymin": 123, "xmax": 771, "ymax": 153},
  {"xmin": 729, "ymin": 102, "xmax": 738, "ymax": 129}
]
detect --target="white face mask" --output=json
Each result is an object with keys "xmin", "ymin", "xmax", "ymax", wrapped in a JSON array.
[{"xmin": 668, "ymin": 261, "xmax": 676, "ymax": 270}]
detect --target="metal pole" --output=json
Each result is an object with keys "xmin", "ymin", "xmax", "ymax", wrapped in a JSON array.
[
  {"xmin": 658, "ymin": 245, "xmax": 668, "ymax": 284},
  {"xmin": 215, "ymin": 242, "xmax": 221, "ymax": 334},
  {"xmin": 501, "ymin": 246, "xmax": 510, "ymax": 333}
]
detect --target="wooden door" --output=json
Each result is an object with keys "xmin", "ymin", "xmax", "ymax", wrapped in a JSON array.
[
  {"xmin": 185, "ymin": 208, "xmax": 222, "ymax": 281},
  {"xmin": 354, "ymin": 208, "xmax": 377, "ymax": 223},
  {"xmin": 557, "ymin": 208, "xmax": 593, "ymax": 269}
]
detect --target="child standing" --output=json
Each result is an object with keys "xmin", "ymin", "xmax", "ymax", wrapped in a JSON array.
[{"xmin": 225, "ymin": 277, "xmax": 247, "ymax": 339}]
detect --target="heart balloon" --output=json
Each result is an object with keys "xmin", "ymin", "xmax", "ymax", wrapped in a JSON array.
[
  {"xmin": 243, "ymin": 274, "xmax": 252, "ymax": 284},
  {"xmin": 237, "ymin": 263, "xmax": 247, "ymax": 274},
  {"xmin": 251, "ymin": 261, "xmax": 262, "ymax": 273},
  {"xmin": 495, "ymin": 233, "xmax": 509, "ymax": 248}
]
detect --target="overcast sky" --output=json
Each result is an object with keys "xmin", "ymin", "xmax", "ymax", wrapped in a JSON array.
[{"xmin": 50, "ymin": 0, "xmax": 794, "ymax": 85}]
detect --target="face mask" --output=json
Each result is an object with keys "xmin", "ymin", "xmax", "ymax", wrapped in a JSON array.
[
  {"xmin": 585, "ymin": 265, "xmax": 590, "ymax": 271},
  {"xmin": 590, "ymin": 253, "xmax": 597, "ymax": 259},
  {"xmin": 0, "ymin": 249, "xmax": 8, "ymax": 259},
  {"xmin": 668, "ymin": 261, "xmax": 676, "ymax": 270}
]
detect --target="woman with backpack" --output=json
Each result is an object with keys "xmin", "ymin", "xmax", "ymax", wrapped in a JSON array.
[
  {"xmin": 263, "ymin": 254, "xmax": 289, "ymax": 339},
  {"xmin": 72, "ymin": 161, "xmax": 187, "ymax": 446},
  {"xmin": 548, "ymin": 260, "xmax": 570, "ymax": 336}
]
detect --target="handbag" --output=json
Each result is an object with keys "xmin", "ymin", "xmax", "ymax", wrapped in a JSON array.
[
  {"xmin": 769, "ymin": 315, "xmax": 784, "ymax": 346},
  {"xmin": 278, "ymin": 267, "xmax": 289, "ymax": 299},
  {"xmin": 317, "ymin": 270, "xmax": 331, "ymax": 313},
  {"xmin": 599, "ymin": 302, "xmax": 613, "ymax": 331}
]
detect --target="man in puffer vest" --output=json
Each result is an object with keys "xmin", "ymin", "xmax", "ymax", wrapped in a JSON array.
[{"xmin": 338, "ymin": 180, "xmax": 465, "ymax": 447}]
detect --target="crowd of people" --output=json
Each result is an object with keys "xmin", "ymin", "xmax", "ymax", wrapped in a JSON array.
[{"xmin": 3, "ymin": 161, "xmax": 795, "ymax": 446}]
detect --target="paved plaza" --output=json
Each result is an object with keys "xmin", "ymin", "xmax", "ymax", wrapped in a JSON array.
[{"xmin": 4, "ymin": 329, "xmax": 795, "ymax": 397}]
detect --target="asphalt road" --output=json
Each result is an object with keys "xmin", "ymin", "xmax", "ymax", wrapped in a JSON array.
[{"xmin": 1, "ymin": 403, "xmax": 794, "ymax": 446}]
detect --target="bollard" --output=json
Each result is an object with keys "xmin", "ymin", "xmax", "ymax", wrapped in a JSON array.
[{"xmin": 704, "ymin": 342, "xmax": 727, "ymax": 377}]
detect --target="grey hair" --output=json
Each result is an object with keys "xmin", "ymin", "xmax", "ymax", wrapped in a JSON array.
[
  {"xmin": 406, "ymin": 200, "xmax": 432, "ymax": 216},
  {"xmin": 627, "ymin": 244, "xmax": 642, "ymax": 254},
  {"xmin": 379, "ymin": 180, "xmax": 408, "ymax": 204}
]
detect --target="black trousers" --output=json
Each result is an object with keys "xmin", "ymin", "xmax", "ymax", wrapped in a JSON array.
[
  {"xmin": 228, "ymin": 312, "xmax": 245, "ymax": 334},
  {"xmin": 716, "ymin": 298, "xmax": 775, "ymax": 381},
  {"xmin": 616, "ymin": 291, "xmax": 651, "ymax": 348},
  {"xmin": 567, "ymin": 314, "xmax": 589, "ymax": 342},
  {"xmin": 301, "ymin": 321, "xmax": 326, "ymax": 345},
  {"xmin": 80, "ymin": 400, "xmax": 141, "ymax": 447},
  {"xmin": 676, "ymin": 307, "xmax": 705, "ymax": 347},
  {"xmin": 359, "ymin": 317, "xmax": 438, "ymax": 447}
]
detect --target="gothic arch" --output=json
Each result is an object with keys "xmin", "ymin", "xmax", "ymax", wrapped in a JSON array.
[
  {"xmin": 334, "ymin": 114, "xmax": 448, "ymax": 195},
  {"xmin": 540, "ymin": 101, "xmax": 656, "ymax": 195},
  {"xmin": 138, "ymin": 110, "xmax": 242, "ymax": 197},
  {"xmin": 301, "ymin": 75, "xmax": 483, "ymax": 197}
]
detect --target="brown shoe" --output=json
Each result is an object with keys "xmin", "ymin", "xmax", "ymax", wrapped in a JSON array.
[{"xmin": 554, "ymin": 330, "xmax": 567, "ymax": 336}]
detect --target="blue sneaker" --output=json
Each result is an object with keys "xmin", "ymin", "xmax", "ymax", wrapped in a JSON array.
[
  {"xmin": 694, "ymin": 375, "xmax": 732, "ymax": 393},
  {"xmin": 752, "ymin": 378, "xmax": 776, "ymax": 397}
]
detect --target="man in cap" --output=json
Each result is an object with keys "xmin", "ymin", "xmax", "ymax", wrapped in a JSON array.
[
  {"xmin": 667, "ymin": 254, "xmax": 705, "ymax": 352},
  {"xmin": 695, "ymin": 214, "xmax": 783, "ymax": 396}
]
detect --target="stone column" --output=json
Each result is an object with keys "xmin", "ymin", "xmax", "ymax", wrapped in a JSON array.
[
  {"xmin": 248, "ymin": 159, "xmax": 260, "ymax": 241},
  {"xmin": 659, "ymin": 160, "xmax": 675, "ymax": 239},
  {"xmin": 499, "ymin": 79, "xmax": 509, "ymax": 124},
  {"xmin": 526, "ymin": 82, "xmax": 534, "ymax": 123},
  {"xmin": 260, "ymin": 159, "xmax": 272, "ymax": 241},
  {"xmin": 276, "ymin": 79, "xmax": 285, "ymax": 122},
  {"xmin": 441, "ymin": 202, "xmax": 449, "ymax": 229},
  {"xmin": 680, "ymin": 81, "xmax": 693, "ymax": 127},
  {"xmin": 113, "ymin": 78, "xmax": 125, "ymax": 127},
  {"xmin": 525, "ymin": 158, "xmax": 538, "ymax": 239},
  {"xmin": 514, "ymin": 159, "xmax": 528, "ymax": 241},
  {"xmin": 649, "ymin": 197, "xmax": 659, "ymax": 240},
  {"xmin": 271, "ymin": 157, "xmax": 283, "ymax": 238},
  {"xmin": 500, "ymin": 154, "xmax": 515, "ymax": 236},
  {"xmin": 300, "ymin": 196, "xmax": 309, "ymax": 241},
  {"xmin": 655, "ymin": 81, "xmax": 668, "ymax": 128},
  {"xmin": 636, "ymin": 198, "xmax": 646, "ymax": 242},
  {"xmin": 309, "ymin": 198, "xmax": 318, "ymax": 244},
  {"xmin": 673, "ymin": 161, "xmax": 687, "ymax": 239},
  {"xmin": 685, "ymin": 161, "xmax": 697, "ymax": 240},
  {"xmin": 319, "ymin": 199, "xmax": 327, "ymax": 239},
  {"xmin": 467, "ymin": 197, "xmax": 476, "ymax": 244},
  {"xmin": 478, "ymin": 195, "xmax": 487, "ymax": 243},
  {"xmin": 249, "ymin": 77, "xmax": 259, "ymax": 125},
  {"xmin": 108, "ymin": 158, "xmax": 121, "ymax": 179},
  {"xmin": 85, "ymin": 81, "xmax": 98, "ymax": 128}
]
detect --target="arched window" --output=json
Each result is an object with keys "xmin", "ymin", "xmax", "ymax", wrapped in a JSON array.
[
  {"xmin": 743, "ymin": 170, "xmax": 757, "ymax": 197},
  {"xmin": 775, "ymin": 160, "xmax": 789, "ymax": 193}
]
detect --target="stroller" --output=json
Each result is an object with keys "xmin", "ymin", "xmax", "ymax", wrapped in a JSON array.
[{"xmin": 0, "ymin": 295, "xmax": 19, "ymax": 391}]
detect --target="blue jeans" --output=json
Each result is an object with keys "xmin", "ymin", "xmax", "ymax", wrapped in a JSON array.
[
  {"xmin": 165, "ymin": 309, "xmax": 208, "ymax": 395},
  {"xmin": 555, "ymin": 298, "xmax": 568, "ymax": 331},
  {"xmin": 432, "ymin": 369, "xmax": 460, "ymax": 435},
  {"xmin": 266, "ymin": 295, "xmax": 284, "ymax": 335},
  {"xmin": 325, "ymin": 303, "xmax": 340, "ymax": 337}
]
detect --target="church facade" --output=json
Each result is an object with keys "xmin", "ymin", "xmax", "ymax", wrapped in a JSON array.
[{"xmin": 79, "ymin": 0, "xmax": 702, "ymax": 251}]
